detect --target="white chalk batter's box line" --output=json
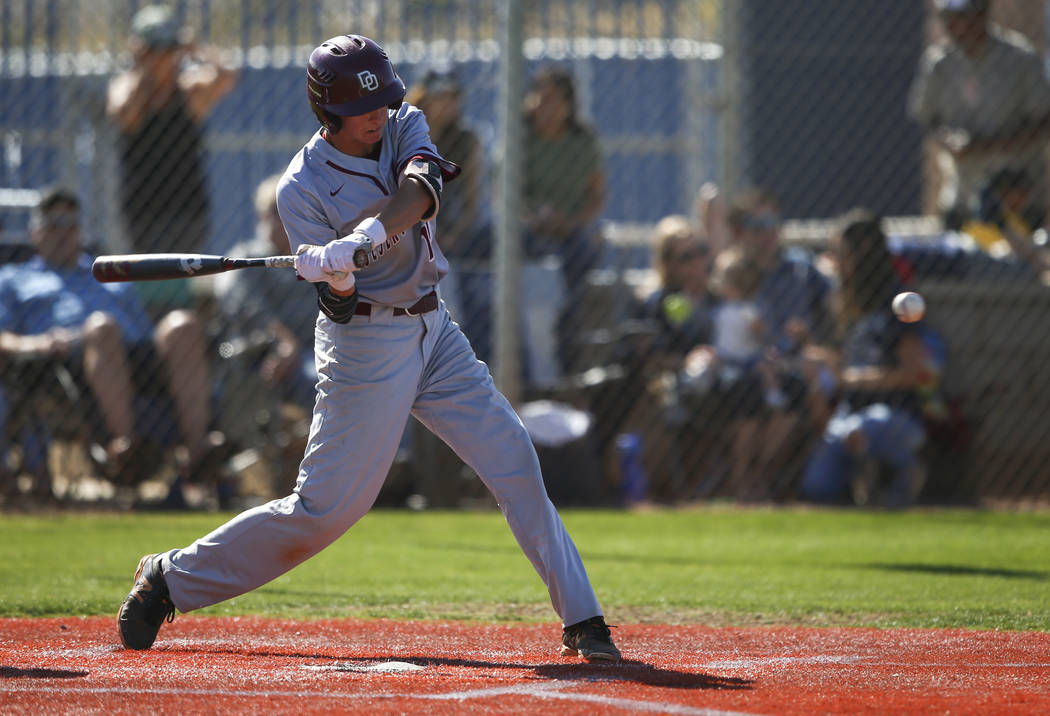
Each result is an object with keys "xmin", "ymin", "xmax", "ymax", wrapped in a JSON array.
[
  {"xmin": 686, "ymin": 656, "xmax": 1050, "ymax": 669},
  {"xmin": 0, "ymin": 682, "xmax": 759, "ymax": 716}
]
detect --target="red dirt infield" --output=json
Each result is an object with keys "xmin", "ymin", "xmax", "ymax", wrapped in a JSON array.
[{"xmin": 1, "ymin": 616, "xmax": 1048, "ymax": 714}]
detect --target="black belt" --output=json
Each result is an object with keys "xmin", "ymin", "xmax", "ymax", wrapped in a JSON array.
[{"xmin": 354, "ymin": 290, "xmax": 439, "ymax": 317}]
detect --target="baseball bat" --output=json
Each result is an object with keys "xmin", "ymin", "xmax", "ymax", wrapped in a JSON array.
[{"xmin": 91, "ymin": 248, "xmax": 369, "ymax": 283}]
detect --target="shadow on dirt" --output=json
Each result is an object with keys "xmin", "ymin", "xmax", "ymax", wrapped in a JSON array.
[
  {"xmin": 158, "ymin": 645, "xmax": 753, "ymax": 691},
  {"xmin": 0, "ymin": 666, "xmax": 88, "ymax": 679},
  {"xmin": 529, "ymin": 659, "xmax": 753, "ymax": 690}
]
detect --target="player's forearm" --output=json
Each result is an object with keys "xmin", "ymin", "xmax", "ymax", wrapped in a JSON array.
[{"xmin": 374, "ymin": 179, "xmax": 433, "ymax": 237}]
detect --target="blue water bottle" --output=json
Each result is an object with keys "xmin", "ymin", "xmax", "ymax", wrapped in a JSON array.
[{"xmin": 615, "ymin": 432, "xmax": 648, "ymax": 506}]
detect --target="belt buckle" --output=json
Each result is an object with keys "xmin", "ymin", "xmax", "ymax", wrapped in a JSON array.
[{"xmin": 404, "ymin": 304, "xmax": 420, "ymax": 317}]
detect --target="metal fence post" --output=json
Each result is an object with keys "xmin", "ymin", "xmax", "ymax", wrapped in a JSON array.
[{"xmin": 494, "ymin": 0, "xmax": 524, "ymax": 404}]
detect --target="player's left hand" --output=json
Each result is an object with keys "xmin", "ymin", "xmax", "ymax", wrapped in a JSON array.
[
  {"xmin": 294, "ymin": 244, "xmax": 329, "ymax": 282},
  {"xmin": 325, "ymin": 217, "xmax": 385, "ymax": 274}
]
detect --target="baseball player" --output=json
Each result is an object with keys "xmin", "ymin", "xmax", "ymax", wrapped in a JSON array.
[{"xmin": 117, "ymin": 34, "xmax": 620, "ymax": 663}]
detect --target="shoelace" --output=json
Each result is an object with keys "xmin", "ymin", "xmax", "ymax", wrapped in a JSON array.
[
  {"xmin": 135, "ymin": 561, "xmax": 175, "ymax": 624},
  {"xmin": 568, "ymin": 618, "xmax": 616, "ymax": 639}
]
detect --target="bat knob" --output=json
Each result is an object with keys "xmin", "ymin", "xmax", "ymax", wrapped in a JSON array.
[{"xmin": 353, "ymin": 239, "xmax": 373, "ymax": 269}]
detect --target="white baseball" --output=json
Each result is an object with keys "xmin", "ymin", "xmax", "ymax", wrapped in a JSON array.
[{"xmin": 892, "ymin": 291, "xmax": 925, "ymax": 323}]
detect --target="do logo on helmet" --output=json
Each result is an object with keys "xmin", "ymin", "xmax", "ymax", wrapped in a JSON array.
[{"xmin": 357, "ymin": 71, "xmax": 379, "ymax": 91}]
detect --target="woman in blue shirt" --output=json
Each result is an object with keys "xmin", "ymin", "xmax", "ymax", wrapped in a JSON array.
[{"xmin": 800, "ymin": 209, "xmax": 934, "ymax": 507}]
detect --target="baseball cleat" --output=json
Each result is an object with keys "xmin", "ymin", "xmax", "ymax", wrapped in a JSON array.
[
  {"xmin": 561, "ymin": 616, "xmax": 621, "ymax": 662},
  {"xmin": 117, "ymin": 553, "xmax": 175, "ymax": 650}
]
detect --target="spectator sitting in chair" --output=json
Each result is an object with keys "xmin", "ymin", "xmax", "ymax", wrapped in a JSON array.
[
  {"xmin": 627, "ymin": 215, "xmax": 717, "ymax": 500},
  {"xmin": 212, "ymin": 174, "xmax": 318, "ymax": 412},
  {"xmin": 725, "ymin": 187, "xmax": 833, "ymax": 496},
  {"xmin": 700, "ymin": 245, "xmax": 792, "ymax": 502},
  {"xmin": 799, "ymin": 209, "xmax": 937, "ymax": 508},
  {"xmin": 637, "ymin": 215, "xmax": 716, "ymax": 374},
  {"xmin": 0, "ymin": 187, "xmax": 224, "ymax": 506}
]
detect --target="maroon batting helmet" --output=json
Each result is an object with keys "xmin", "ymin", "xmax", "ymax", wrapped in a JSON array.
[{"xmin": 307, "ymin": 35, "xmax": 406, "ymax": 132}]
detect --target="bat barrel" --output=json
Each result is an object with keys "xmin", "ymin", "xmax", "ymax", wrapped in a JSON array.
[{"xmin": 92, "ymin": 254, "xmax": 229, "ymax": 282}]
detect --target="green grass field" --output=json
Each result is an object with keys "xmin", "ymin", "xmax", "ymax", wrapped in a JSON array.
[{"xmin": 2, "ymin": 507, "xmax": 1047, "ymax": 630}]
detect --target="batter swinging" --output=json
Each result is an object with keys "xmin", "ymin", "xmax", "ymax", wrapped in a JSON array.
[{"xmin": 117, "ymin": 34, "xmax": 620, "ymax": 662}]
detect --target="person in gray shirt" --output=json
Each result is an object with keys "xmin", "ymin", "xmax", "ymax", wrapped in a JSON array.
[
  {"xmin": 909, "ymin": 0, "xmax": 1050, "ymax": 222},
  {"xmin": 213, "ymin": 174, "xmax": 319, "ymax": 410}
]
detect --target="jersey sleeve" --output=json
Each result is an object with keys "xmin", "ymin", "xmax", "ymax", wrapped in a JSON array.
[
  {"xmin": 392, "ymin": 104, "xmax": 439, "ymax": 169},
  {"xmin": 276, "ymin": 169, "xmax": 339, "ymax": 253},
  {"xmin": 392, "ymin": 104, "xmax": 461, "ymax": 180}
]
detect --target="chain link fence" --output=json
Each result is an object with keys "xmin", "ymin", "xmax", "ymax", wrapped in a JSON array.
[{"xmin": 2, "ymin": 0, "xmax": 1049, "ymax": 509}]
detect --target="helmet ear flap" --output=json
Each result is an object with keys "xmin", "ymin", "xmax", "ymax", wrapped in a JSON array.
[{"xmin": 310, "ymin": 101, "xmax": 342, "ymax": 133}]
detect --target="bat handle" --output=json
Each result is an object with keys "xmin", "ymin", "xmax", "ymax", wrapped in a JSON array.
[{"xmin": 272, "ymin": 254, "xmax": 347, "ymax": 280}]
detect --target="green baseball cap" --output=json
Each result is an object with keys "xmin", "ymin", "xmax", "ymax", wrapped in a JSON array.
[{"xmin": 131, "ymin": 5, "xmax": 189, "ymax": 49}]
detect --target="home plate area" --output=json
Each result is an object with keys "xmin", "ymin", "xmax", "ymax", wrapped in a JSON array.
[{"xmin": 1, "ymin": 617, "xmax": 1049, "ymax": 714}]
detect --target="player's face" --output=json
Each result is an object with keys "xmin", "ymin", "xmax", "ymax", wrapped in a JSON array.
[{"xmin": 337, "ymin": 107, "xmax": 388, "ymax": 155}]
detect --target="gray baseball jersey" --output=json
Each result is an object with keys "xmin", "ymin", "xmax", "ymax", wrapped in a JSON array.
[
  {"xmin": 159, "ymin": 103, "xmax": 604, "ymax": 628},
  {"xmin": 277, "ymin": 103, "xmax": 448, "ymax": 307}
]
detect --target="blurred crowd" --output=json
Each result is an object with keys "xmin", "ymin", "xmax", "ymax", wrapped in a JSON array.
[{"xmin": 3, "ymin": 0, "xmax": 1049, "ymax": 511}]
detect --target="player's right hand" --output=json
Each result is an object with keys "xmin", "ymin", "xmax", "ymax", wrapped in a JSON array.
[
  {"xmin": 324, "ymin": 232, "xmax": 371, "ymax": 274},
  {"xmin": 324, "ymin": 267, "xmax": 356, "ymax": 293}
]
